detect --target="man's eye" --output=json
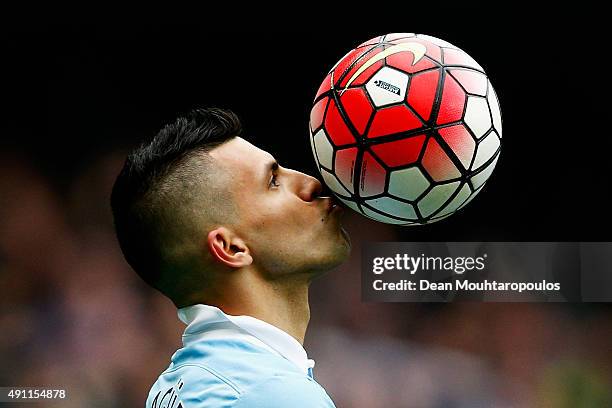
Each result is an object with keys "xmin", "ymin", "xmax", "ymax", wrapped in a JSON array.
[{"xmin": 269, "ymin": 174, "xmax": 280, "ymax": 188}]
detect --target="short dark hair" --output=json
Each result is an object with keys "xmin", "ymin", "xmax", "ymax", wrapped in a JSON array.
[{"xmin": 111, "ymin": 108, "xmax": 242, "ymax": 304}]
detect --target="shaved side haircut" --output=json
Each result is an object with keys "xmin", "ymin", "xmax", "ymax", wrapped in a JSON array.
[{"xmin": 111, "ymin": 108, "xmax": 241, "ymax": 306}]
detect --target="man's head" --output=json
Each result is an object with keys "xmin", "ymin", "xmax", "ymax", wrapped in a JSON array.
[{"xmin": 111, "ymin": 108, "xmax": 350, "ymax": 308}]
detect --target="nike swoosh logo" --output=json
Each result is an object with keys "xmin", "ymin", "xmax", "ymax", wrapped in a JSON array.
[{"xmin": 341, "ymin": 42, "xmax": 427, "ymax": 93}]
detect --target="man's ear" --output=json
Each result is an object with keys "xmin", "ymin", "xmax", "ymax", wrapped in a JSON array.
[{"xmin": 207, "ymin": 227, "xmax": 253, "ymax": 268}]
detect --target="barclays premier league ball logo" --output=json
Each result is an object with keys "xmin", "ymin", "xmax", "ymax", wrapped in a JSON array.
[{"xmin": 309, "ymin": 33, "xmax": 502, "ymax": 225}]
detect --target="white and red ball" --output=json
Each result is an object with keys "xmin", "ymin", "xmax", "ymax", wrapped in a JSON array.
[{"xmin": 309, "ymin": 33, "xmax": 502, "ymax": 225}]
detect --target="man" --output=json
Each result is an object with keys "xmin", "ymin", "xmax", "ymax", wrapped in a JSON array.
[{"xmin": 111, "ymin": 108, "xmax": 350, "ymax": 407}]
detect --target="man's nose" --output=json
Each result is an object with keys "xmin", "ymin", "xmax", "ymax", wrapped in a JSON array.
[{"xmin": 294, "ymin": 172, "xmax": 323, "ymax": 202}]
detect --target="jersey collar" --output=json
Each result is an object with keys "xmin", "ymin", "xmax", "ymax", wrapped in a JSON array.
[{"xmin": 177, "ymin": 304, "xmax": 315, "ymax": 375}]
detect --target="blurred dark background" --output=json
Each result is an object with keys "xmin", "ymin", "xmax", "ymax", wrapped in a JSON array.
[{"xmin": 1, "ymin": 13, "xmax": 611, "ymax": 407}]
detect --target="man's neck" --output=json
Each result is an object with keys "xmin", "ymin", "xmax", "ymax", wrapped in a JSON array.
[{"xmin": 204, "ymin": 271, "xmax": 311, "ymax": 345}]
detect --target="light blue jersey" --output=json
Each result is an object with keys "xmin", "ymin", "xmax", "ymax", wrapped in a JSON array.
[{"xmin": 146, "ymin": 304, "xmax": 336, "ymax": 407}]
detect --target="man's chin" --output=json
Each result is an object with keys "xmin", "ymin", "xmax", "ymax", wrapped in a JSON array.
[
  {"xmin": 308, "ymin": 244, "xmax": 351, "ymax": 279},
  {"xmin": 329, "ymin": 234, "xmax": 352, "ymax": 268}
]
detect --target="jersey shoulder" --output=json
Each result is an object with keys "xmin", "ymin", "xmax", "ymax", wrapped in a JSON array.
[
  {"xmin": 147, "ymin": 338, "xmax": 332, "ymax": 407},
  {"xmin": 146, "ymin": 362, "xmax": 241, "ymax": 407},
  {"xmin": 231, "ymin": 374, "xmax": 336, "ymax": 408}
]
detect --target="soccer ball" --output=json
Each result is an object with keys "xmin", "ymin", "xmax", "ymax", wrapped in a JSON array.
[{"xmin": 309, "ymin": 33, "xmax": 502, "ymax": 225}]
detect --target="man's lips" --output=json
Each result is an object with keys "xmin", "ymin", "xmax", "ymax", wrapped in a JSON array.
[{"xmin": 324, "ymin": 196, "xmax": 343, "ymax": 215}]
